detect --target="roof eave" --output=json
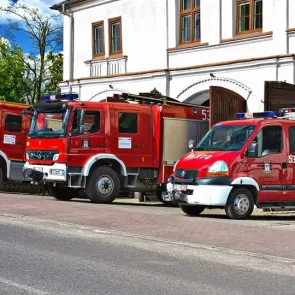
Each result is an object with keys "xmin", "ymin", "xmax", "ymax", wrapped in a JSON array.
[{"xmin": 49, "ymin": 0, "xmax": 86, "ymax": 11}]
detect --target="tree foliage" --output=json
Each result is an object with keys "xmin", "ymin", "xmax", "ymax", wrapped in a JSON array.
[
  {"xmin": 43, "ymin": 51, "xmax": 63, "ymax": 94},
  {"xmin": 0, "ymin": 3, "xmax": 63, "ymax": 104},
  {"xmin": 0, "ymin": 40, "xmax": 28, "ymax": 102}
]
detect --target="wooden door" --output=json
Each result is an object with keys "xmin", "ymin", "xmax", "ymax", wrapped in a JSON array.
[
  {"xmin": 264, "ymin": 81, "xmax": 295, "ymax": 111},
  {"xmin": 209, "ymin": 86, "xmax": 246, "ymax": 128}
]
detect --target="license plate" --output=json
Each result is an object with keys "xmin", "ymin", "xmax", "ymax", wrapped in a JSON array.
[
  {"xmin": 175, "ymin": 184, "xmax": 187, "ymax": 191},
  {"xmin": 33, "ymin": 167, "xmax": 43, "ymax": 172}
]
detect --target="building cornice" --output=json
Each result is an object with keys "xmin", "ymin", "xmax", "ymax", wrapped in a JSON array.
[{"xmin": 61, "ymin": 53, "xmax": 295, "ymax": 84}]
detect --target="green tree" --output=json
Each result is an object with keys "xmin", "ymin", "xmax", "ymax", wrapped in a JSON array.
[
  {"xmin": 0, "ymin": 3, "xmax": 63, "ymax": 104},
  {"xmin": 0, "ymin": 40, "xmax": 28, "ymax": 102},
  {"xmin": 43, "ymin": 51, "xmax": 63, "ymax": 94}
]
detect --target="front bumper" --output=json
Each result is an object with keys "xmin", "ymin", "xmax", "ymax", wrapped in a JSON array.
[
  {"xmin": 23, "ymin": 162, "xmax": 67, "ymax": 182},
  {"xmin": 162, "ymin": 182, "xmax": 233, "ymax": 206}
]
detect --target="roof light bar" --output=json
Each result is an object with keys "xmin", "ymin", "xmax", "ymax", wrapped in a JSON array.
[
  {"xmin": 235, "ymin": 111, "xmax": 280, "ymax": 119},
  {"xmin": 41, "ymin": 93, "xmax": 79, "ymax": 102}
]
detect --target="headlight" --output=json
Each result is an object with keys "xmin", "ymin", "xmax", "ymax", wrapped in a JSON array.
[
  {"xmin": 206, "ymin": 161, "xmax": 229, "ymax": 177},
  {"xmin": 173, "ymin": 160, "xmax": 179, "ymax": 172},
  {"xmin": 53, "ymin": 154, "xmax": 59, "ymax": 161}
]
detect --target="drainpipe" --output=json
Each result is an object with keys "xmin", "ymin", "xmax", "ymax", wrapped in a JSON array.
[
  {"xmin": 61, "ymin": 4, "xmax": 74, "ymax": 91},
  {"xmin": 165, "ymin": 0, "xmax": 170, "ymax": 97},
  {"xmin": 275, "ymin": 57, "xmax": 279, "ymax": 81}
]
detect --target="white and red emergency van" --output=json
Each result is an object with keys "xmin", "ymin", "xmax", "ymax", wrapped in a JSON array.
[{"xmin": 162, "ymin": 109, "xmax": 295, "ymax": 219}]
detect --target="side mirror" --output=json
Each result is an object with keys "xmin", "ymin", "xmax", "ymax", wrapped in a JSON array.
[
  {"xmin": 188, "ymin": 139, "xmax": 196, "ymax": 151},
  {"xmin": 246, "ymin": 142, "xmax": 258, "ymax": 158},
  {"xmin": 22, "ymin": 107, "xmax": 33, "ymax": 117}
]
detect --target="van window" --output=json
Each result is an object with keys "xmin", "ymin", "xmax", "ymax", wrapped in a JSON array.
[
  {"xmin": 118, "ymin": 112, "xmax": 137, "ymax": 134},
  {"xmin": 5, "ymin": 114, "xmax": 22, "ymax": 133},
  {"xmin": 248, "ymin": 125, "xmax": 283, "ymax": 157}
]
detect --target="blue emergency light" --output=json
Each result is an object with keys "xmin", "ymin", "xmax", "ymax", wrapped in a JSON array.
[
  {"xmin": 235, "ymin": 111, "xmax": 280, "ymax": 119},
  {"xmin": 40, "ymin": 93, "xmax": 79, "ymax": 102}
]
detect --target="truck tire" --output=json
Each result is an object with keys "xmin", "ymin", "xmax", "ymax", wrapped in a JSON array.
[
  {"xmin": 47, "ymin": 184, "xmax": 76, "ymax": 201},
  {"xmin": 225, "ymin": 187, "xmax": 254, "ymax": 219},
  {"xmin": 179, "ymin": 205, "xmax": 205, "ymax": 216},
  {"xmin": 86, "ymin": 166, "xmax": 120, "ymax": 204},
  {"xmin": 0, "ymin": 166, "xmax": 4, "ymax": 189}
]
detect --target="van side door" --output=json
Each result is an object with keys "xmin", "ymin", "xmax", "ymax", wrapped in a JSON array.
[{"xmin": 244, "ymin": 124, "xmax": 287, "ymax": 202}]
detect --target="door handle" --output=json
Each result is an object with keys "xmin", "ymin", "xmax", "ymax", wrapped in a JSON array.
[
  {"xmin": 95, "ymin": 144, "xmax": 104, "ymax": 147},
  {"xmin": 281, "ymin": 162, "xmax": 288, "ymax": 169},
  {"xmin": 133, "ymin": 145, "xmax": 140, "ymax": 148}
]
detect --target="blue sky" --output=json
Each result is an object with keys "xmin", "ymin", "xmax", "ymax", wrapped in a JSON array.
[{"xmin": 0, "ymin": 0, "xmax": 60, "ymax": 53}]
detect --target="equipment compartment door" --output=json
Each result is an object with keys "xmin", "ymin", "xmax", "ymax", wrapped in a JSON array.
[
  {"xmin": 243, "ymin": 124, "xmax": 287, "ymax": 202},
  {"xmin": 285, "ymin": 125, "xmax": 295, "ymax": 201}
]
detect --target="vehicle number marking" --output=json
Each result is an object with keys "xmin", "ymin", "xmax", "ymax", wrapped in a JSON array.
[{"xmin": 288, "ymin": 155, "xmax": 295, "ymax": 163}]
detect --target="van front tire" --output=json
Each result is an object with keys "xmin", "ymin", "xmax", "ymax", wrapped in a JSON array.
[{"xmin": 225, "ymin": 187, "xmax": 254, "ymax": 219}]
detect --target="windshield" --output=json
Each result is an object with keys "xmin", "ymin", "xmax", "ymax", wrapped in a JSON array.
[
  {"xmin": 28, "ymin": 110, "xmax": 70, "ymax": 138},
  {"xmin": 196, "ymin": 124, "xmax": 256, "ymax": 151}
]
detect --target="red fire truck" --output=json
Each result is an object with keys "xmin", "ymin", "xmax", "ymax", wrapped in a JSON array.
[
  {"xmin": 0, "ymin": 101, "xmax": 31, "ymax": 185},
  {"xmin": 22, "ymin": 92, "xmax": 209, "ymax": 203},
  {"xmin": 162, "ymin": 109, "xmax": 295, "ymax": 219}
]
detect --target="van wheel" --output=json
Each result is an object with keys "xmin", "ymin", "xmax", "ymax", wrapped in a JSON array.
[
  {"xmin": 225, "ymin": 187, "xmax": 254, "ymax": 219},
  {"xmin": 179, "ymin": 205, "xmax": 205, "ymax": 216},
  {"xmin": 47, "ymin": 184, "xmax": 76, "ymax": 201},
  {"xmin": 86, "ymin": 166, "xmax": 120, "ymax": 204}
]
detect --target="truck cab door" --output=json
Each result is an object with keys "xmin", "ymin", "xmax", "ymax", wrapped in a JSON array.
[
  {"xmin": 2, "ymin": 113, "xmax": 26, "ymax": 162},
  {"xmin": 243, "ymin": 124, "xmax": 287, "ymax": 203},
  {"xmin": 67, "ymin": 108, "xmax": 105, "ymax": 168}
]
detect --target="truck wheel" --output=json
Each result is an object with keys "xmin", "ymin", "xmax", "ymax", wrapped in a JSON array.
[
  {"xmin": 225, "ymin": 187, "xmax": 254, "ymax": 219},
  {"xmin": 179, "ymin": 205, "xmax": 205, "ymax": 216},
  {"xmin": 47, "ymin": 184, "xmax": 76, "ymax": 201},
  {"xmin": 86, "ymin": 166, "xmax": 120, "ymax": 204},
  {"xmin": 0, "ymin": 166, "xmax": 4, "ymax": 189}
]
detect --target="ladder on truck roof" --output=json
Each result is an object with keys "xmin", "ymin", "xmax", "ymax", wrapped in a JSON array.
[{"xmin": 116, "ymin": 92, "xmax": 208, "ymax": 108}]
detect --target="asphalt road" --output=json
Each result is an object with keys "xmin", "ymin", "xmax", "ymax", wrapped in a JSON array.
[{"xmin": 0, "ymin": 215, "xmax": 295, "ymax": 295}]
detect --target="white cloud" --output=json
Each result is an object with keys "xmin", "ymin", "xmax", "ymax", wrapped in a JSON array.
[{"xmin": 0, "ymin": 0, "xmax": 59, "ymax": 24}]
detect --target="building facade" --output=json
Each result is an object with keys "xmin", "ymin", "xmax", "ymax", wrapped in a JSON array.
[{"xmin": 51, "ymin": 0, "xmax": 295, "ymax": 119}]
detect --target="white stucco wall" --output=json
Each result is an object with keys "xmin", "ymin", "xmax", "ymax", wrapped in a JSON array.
[
  {"xmin": 59, "ymin": 0, "xmax": 295, "ymax": 113},
  {"xmin": 66, "ymin": 0, "xmax": 168, "ymax": 80}
]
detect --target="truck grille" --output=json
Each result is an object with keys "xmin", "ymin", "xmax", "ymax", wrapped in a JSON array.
[
  {"xmin": 175, "ymin": 169, "xmax": 198, "ymax": 179},
  {"xmin": 27, "ymin": 150, "xmax": 58, "ymax": 161}
]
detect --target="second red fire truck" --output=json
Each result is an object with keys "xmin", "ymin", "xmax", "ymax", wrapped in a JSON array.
[
  {"xmin": 23, "ymin": 92, "xmax": 209, "ymax": 203},
  {"xmin": 162, "ymin": 109, "xmax": 295, "ymax": 219},
  {"xmin": 0, "ymin": 101, "xmax": 31, "ymax": 185}
]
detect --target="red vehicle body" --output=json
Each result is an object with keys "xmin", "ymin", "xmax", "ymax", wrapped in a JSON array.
[
  {"xmin": 0, "ymin": 101, "xmax": 31, "ymax": 183},
  {"xmin": 163, "ymin": 109, "xmax": 295, "ymax": 219},
  {"xmin": 23, "ymin": 93, "xmax": 209, "ymax": 203}
]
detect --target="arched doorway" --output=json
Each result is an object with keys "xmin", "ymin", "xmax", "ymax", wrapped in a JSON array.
[
  {"xmin": 184, "ymin": 86, "xmax": 246, "ymax": 128},
  {"xmin": 184, "ymin": 90, "xmax": 209, "ymax": 106}
]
